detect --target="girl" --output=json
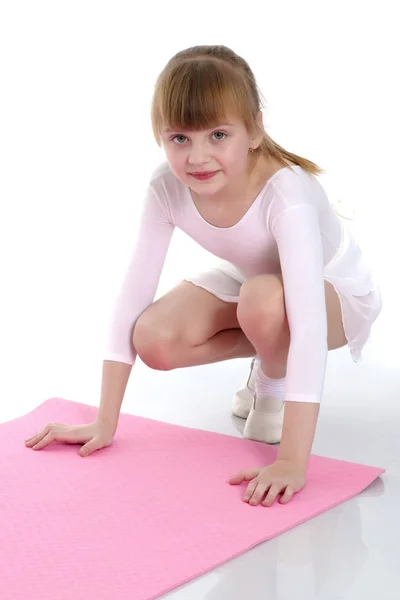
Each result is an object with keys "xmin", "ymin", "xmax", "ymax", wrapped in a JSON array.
[{"xmin": 25, "ymin": 45, "xmax": 382, "ymax": 507}]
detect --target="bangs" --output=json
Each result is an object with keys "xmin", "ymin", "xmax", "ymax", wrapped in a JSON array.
[
  {"xmin": 152, "ymin": 58, "xmax": 256, "ymax": 139},
  {"xmin": 150, "ymin": 45, "xmax": 323, "ymax": 175}
]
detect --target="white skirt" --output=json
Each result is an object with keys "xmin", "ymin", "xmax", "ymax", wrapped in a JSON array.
[{"xmin": 184, "ymin": 221, "xmax": 382, "ymax": 363}]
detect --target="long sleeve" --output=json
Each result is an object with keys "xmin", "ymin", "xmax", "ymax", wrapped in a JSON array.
[
  {"xmin": 270, "ymin": 203, "xmax": 328, "ymax": 403},
  {"xmin": 104, "ymin": 183, "xmax": 175, "ymax": 365}
]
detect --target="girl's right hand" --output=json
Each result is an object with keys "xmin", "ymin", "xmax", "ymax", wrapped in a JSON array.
[{"xmin": 24, "ymin": 419, "xmax": 116, "ymax": 457}]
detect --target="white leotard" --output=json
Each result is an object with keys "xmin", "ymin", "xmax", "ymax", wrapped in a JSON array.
[{"xmin": 104, "ymin": 161, "xmax": 381, "ymax": 403}]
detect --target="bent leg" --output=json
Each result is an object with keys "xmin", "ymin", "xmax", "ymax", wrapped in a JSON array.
[
  {"xmin": 237, "ymin": 274, "xmax": 347, "ymax": 378},
  {"xmin": 132, "ymin": 281, "xmax": 256, "ymax": 370}
]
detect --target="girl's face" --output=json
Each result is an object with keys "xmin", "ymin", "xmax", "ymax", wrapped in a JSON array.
[{"xmin": 161, "ymin": 115, "xmax": 261, "ymax": 196}]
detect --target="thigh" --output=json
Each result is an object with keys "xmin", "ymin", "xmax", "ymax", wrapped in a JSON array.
[{"xmin": 133, "ymin": 281, "xmax": 241, "ymax": 346}]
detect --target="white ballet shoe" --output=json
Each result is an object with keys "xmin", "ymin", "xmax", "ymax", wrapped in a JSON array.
[
  {"xmin": 232, "ymin": 358, "xmax": 260, "ymax": 418},
  {"xmin": 242, "ymin": 395, "xmax": 285, "ymax": 444}
]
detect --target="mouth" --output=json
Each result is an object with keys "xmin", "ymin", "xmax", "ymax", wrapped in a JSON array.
[{"xmin": 189, "ymin": 171, "xmax": 219, "ymax": 181}]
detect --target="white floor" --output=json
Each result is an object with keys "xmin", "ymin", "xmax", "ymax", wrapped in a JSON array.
[{"xmin": 1, "ymin": 309, "xmax": 398, "ymax": 599}]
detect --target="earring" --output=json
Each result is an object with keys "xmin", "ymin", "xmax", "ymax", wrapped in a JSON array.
[{"xmin": 249, "ymin": 147, "xmax": 255, "ymax": 154}]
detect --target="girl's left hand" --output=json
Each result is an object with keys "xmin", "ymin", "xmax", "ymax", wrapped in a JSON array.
[{"xmin": 228, "ymin": 459, "xmax": 306, "ymax": 506}]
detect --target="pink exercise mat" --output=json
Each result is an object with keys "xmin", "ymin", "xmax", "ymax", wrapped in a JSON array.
[{"xmin": 1, "ymin": 398, "xmax": 384, "ymax": 599}]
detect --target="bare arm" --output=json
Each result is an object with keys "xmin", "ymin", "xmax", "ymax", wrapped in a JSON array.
[
  {"xmin": 277, "ymin": 401, "xmax": 320, "ymax": 471},
  {"xmin": 96, "ymin": 360, "xmax": 133, "ymax": 432}
]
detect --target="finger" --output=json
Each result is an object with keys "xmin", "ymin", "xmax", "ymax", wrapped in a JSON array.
[
  {"xmin": 243, "ymin": 478, "xmax": 260, "ymax": 502},
  {"xmin": 79, "ymin": 436, "xmax": 102, "ymax": 457},
  {"xmin": 25, "ymin": 423, "xmax": 57, "ymax": 446},
  {"xmin": 228, "ymin": 469, "xmax": 260, "ymax": 485},
  {"xmin": 279, "ymin": 486, "xmax": 295, "ymax": 504},
  {"xmin": 25, "ymin": 427, "xmax": 53, "ymax": 447},
  {"xmin": 25, "ymin": 436, "xmax": 38, "ymax": 446},
  {"xmin": 31, "ymin": 431, "xmax": 56, "ymax": 451},
  {"xmin": 262, "ymin": 483, "xmax": 284, "ymax": 507},
  {"xmin": 248, "ymin": 482, "xmax": 270, "ymax": 506}
]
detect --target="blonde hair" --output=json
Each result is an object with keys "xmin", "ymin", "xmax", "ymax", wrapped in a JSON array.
[{"xmin": 151, "ymin": 45, "xmax": 325, "ymax": 176}]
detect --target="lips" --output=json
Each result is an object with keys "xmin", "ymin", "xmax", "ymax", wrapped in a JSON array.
[
  {"xmin": 191, "ymin": 171, "xmax": 215, "ymax": 175},
  {"xmin": 190, "ymin": 171, "xmax": 219, "ymax": 180}
]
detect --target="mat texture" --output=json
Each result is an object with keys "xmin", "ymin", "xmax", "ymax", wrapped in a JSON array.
[{"xmin": 0, "ymin": 398, "xmax": 384, "ymax": 599}]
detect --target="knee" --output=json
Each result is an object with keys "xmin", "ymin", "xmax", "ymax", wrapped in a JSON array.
[
  {"xmin": 132, "ymin": 312, "xmax": 180, "ymax": 371},
  {"xmin": 237, "ymin": 275, "xmax": 285, "ymax": 331}
]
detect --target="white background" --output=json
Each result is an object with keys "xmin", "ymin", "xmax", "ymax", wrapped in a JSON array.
[
  {"xmin": 0, "ymin": 2, "xmax": 399, "ymax": 597},
  {"xmin": 1, "ymin": 1, "xmax": 398, "ymax": 421}
]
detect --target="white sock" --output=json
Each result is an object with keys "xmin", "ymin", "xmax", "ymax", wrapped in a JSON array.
[{"xmin": 254, "ymin": 367, "xmax": 286, "ymax": 412}]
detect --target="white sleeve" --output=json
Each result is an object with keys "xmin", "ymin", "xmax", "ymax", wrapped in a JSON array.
[
  {"xmin": 270, "ymin": 203, "xmax": 328, "ymax": 403},
  {"xmin": 104, "ymin": 184, "xmax": 175, "ymax": 365}
]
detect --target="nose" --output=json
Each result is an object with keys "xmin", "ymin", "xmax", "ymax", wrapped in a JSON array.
[{"xmin": 187, "ymin": 141, "xmax": 210, "ymax": 165}]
